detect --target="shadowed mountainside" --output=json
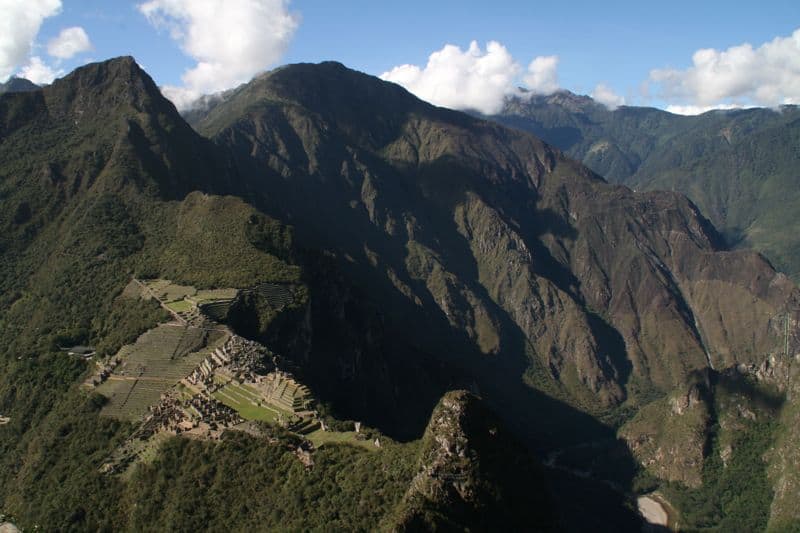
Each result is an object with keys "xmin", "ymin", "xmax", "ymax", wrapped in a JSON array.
[{"xmin": 191, "ymin": 62, "xmax": 798, "ymax": 427}]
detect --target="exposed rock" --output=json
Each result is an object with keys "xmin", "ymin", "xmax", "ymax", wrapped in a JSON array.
[{"xmin": 382, "ymin": 390, "xmax": 556, "ymax": 531}]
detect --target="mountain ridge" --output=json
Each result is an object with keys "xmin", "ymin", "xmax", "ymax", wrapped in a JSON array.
[{"xmin": 491, "ymin": 91, "xmax": 800, "ymax": 280}]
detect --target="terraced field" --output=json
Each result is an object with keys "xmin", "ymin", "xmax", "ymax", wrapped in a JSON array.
[
  {"xmin": 248, "ymin": 283, "xmax": 294, "ymax": 308},
  {"xmin": 198, "ymin": 300, "xmax": 234, "ymax": 322},
  {"xmin": 212, "ymin": 382, "xmax": 284, "ymax": 424},
  {"xmin": 136, "ymin": 280, "xmax": 240, "ymax": 323},
  {"xmin": 148, "ymin": 281, "xmax": 196, "ymax": 303},
  {"xmin": 97, "ymin": 325, "xmax": 229, "ymax": 421},
  {"xmin": 194, "ymin": 288, "xmax": 238, "ymax": 304},
  {"xmin": 165, "ymin": 300, "xmax": 192, "ymax": 313}
]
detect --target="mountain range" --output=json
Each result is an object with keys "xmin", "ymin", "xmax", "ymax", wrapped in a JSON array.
[
  {"xmin": 492, "ymin": 92, "xmax": 800, "ymax": 281},
  {"xmin": 0, "ymin": 58, "xmax": 798, "ymax": 531}
]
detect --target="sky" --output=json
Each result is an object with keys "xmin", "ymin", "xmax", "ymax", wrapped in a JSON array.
[{"xmin": 1, "ymin": 0, "xmax": 798, "ymax": 115}]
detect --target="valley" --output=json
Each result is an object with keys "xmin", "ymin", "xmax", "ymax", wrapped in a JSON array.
[{"xmin": 0, "ymin": 54, "xmax": 798, "ymax": 531}]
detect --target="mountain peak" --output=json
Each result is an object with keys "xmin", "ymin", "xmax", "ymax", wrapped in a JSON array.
[
  {"xmin": 44, "ymin": 56, "xmax": 169, "ymax": 117},
  {"xmin": 507, "ymin": 88, "xmax": 602, "ymax": 115},
  {"xmin": 0, "ymin": 77, "xmax": 39, "ymax": 94},
  {"xmin": 258, "ymin": 60, "xmax": 423, "ymax": 112},
  {"xmin": 192, "ymin": 60, "xmax": 467, "ymax": 150}
]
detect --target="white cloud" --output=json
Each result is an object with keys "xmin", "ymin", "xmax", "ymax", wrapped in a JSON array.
[
  {"xmin": 524, "ymin": 55, "xmax": 559, "ymax": 94},
  {"xmin": 665, "ymin": 103, "xmax": 745, "ymax": 116},
  {"xmin": 592, "ymin": 83, "xmax": 625, "ymax": 109},
  {"xmin": 650, "ymin": 28, "xmax": 800, "ymax": 108},
  {"xmin": 19, "ymin": 55, "xmax": 61, "ymax": 84},
  {"xmin": 138, "ymin": 0, "xmax": 299, "ymax": 110},
  {"xmin": 381, "ymin": 41, "xmax": 560, "ymax": 115},
  {"xmin": 47, "ymin": 26, "xmax": 91, "ymax": 59},
  {"xmin": 0, "ymin": 0, "xmax": 61, "ymax": 81}
]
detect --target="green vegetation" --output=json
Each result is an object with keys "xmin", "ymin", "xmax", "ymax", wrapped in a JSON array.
[
  {"xmin": 123, "ymin": 431, "xmax": 419, "ymax": 531},
  {"xmin": 156, "ymin": 195, "xmax": 302, "ymax": 288},
  {"xmin": 212, "ymin": 383, "xmax": 283, "ymax": 424},
  {"xmin": 164, "ymin": 299, "xmax": 192, "ymax": 313},
  {"xmin": 662, "ymin": 417, "xmax": 776, "ymax": 531},
  {"xmin": 0, "ymin": 58, "xmax": 310, "ymax": 530},
  {"xmin": 618, "ymin": 371, "xmax": 785, "ymax": 531},
  {"xmin": 306, "ymin": 429, "xmax": 376, "ymax": 450}
]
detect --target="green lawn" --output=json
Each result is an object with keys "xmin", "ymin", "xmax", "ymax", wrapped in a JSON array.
[
  {"xmin": 165, "ymin": 299, "xmax": 193, "ymax": 313},
  {"xmin": 229, "ymin": 382, "xmax": 293, "ymax": 416},
  {"xmin": 195, "ymin": 288, "xmax": 239, "ymax": 304},
  {"xmin": 213, "ymin": 388, "xmax": 281, "ymax": 424}
]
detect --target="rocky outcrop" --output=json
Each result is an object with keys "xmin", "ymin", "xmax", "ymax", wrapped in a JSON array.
[{"xmin": 383, "ymin": 390, "xmax": 556, "ymax": 531}]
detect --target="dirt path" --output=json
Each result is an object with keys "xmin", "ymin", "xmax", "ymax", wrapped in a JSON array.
[
  {"xmin": 106, "ymin": 375, "xmax": 175, "ymax": 383},
  {"xmin": 637, "ymin": 495, "xmax": 668, "ymax": 527},
  {"xmin": 0, "ymin": 523, "xmax": 21, "ymax": 533}
]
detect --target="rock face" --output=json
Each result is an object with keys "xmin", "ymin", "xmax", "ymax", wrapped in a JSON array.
[
  {"xmin": 383, "ymin": 390, "xmax": 556, "ymax": 531},
  {"xmin": 189, "ymin": 61, "xmax": 798, "ymax": 425}
]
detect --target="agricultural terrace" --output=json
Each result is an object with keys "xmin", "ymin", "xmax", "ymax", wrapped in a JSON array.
[
  {"xmin": 193, "ymin": 288, "xmax": 239, "ymax": 304},
  {"xmin": 212, "ymin": 382, "xmax": 285, "ymax": 424},
  {"xmin": 97, "ymin": 325, "xmax": 229, "ymax": 421},
  {"xmin": 131, "ymin": 279, "xmax": 239, "ymax": 324},
  {"xmin": 165, "ymin": 300, "xmax": 192, "ymax": 314}
]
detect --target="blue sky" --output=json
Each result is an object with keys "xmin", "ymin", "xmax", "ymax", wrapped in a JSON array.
[{"xmin": 3, "ymin": 0, "xmax": 799, "ymax": 114}]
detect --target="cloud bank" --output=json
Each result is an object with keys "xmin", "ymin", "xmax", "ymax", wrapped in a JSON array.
[
  {"xmin": 19, "ymin": 56, "xmax": 60, "ymax": 84},
  {"xmin": 592, "ymin": 83, "xmax": 625, "ymax": 109},
  {"xmin": 650, "ymin": 28, "xmax": 800, "ymax": 111},
  {"xmin": 138, "ymin": 0, "xmax": 299, "ymax": 110},
  {"xmin": 381, "ymin": 41, "xmax": 561, "ymax": 115},
  {"xmin": 524, "ymin": 55, "xmax": 559, "ymax": 95},
  {"xmin": 47, "ymin": 26, "xmax": 92, "ymax": 59},
  {"xmin": 0, "ymin": 0, "xmax": 62, "ymax": 81}
]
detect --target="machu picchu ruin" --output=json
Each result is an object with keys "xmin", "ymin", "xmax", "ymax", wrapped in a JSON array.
[{"xmin": 92, "ymin": 277, "xmax": 361, "ymax": 476}]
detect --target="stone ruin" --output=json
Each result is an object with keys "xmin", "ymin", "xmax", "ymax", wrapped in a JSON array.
[{"xmin": 187, "ymin": 335, "xmax": 274, "ymax": 387}]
